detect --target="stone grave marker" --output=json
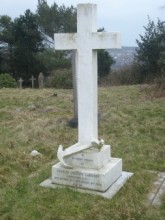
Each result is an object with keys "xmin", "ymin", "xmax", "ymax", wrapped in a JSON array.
[
  {"xmin": 30, "ymin": 75, "xmax": 36, "ymax": 89},
  {"xmin": 18, "ymin": 77, "xmax": 23, "ymax": 89},
  {"xmin": 38, "ymin": 72, "xmax": 45, "ymax": 89},
  {"xmin": 68, "ymin": 51, "xmax": 78, "ymax": 128},
  {"xmin": 41, "ymin": 3, "xmax": 133, "ymax": 198}
]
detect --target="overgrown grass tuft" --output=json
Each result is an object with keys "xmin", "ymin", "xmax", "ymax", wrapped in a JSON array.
[{"xmin": 0, "ymin": 86, "xmax": 164, "ymax": 220}]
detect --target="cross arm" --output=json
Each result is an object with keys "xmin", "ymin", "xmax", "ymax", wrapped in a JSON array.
[
  {"xmin": 54, "ymin": 33, "xmax": 77, "ymax": 50},
  {"xmin": 92, "ymin": 32, "xmax": 121, "ymax": 49}
]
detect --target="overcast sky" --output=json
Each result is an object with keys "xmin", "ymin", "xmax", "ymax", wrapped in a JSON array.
[{"xmin": 0, "ymin": 0, "xmax": 164, "ymax": 46}]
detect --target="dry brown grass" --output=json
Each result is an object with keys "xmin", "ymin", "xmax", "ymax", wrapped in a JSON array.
[{"xmin": 0, "ymin": 86, "xmax": 165, "ymax": 220}]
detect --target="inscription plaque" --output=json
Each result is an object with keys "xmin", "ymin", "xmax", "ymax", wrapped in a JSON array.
[
  {"xmin": 64, "ymin": 145, "xmax": 111, "ymax": 169},
  {"xmin": 52, "ymin": 158, "xmax": 122, "ymax": 192}
]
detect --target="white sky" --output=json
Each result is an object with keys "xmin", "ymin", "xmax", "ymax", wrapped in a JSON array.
[{"xmin": 0, "ymin": 0, "xmax": 164, "ymax": 46}]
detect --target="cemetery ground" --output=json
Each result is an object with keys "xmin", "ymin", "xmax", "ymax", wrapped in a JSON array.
[{"xmin": 0, "ymin": 85, "xmax": 164, "ymax": 220}]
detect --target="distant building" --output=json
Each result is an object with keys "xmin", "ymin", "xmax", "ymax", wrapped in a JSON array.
[{"xmin": 107, "ymin": 46, "xmax": 137, "ymax": 69}]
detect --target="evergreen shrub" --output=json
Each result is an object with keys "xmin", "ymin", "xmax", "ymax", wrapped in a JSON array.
[
  {"xmin": 0, "ymin": 73, "xmax": 17, "ymax": 88},
  {"xmin": 46, "ymin": 69, "xmax": 72, "ymax": 89}
]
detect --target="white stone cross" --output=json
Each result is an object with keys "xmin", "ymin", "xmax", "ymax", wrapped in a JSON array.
[
  {"xmin": 30, "ymin": 75, "xmax": 36, "ymax": 89},
  {"xmin": 18, "ymin": 77, "xmax": 23, "ymax": 89},
  {"xmin": 55, "ymin": 4, "xmax": 121, "ymax": 147}
]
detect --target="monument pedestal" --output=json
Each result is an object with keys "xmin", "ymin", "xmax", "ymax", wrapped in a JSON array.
[
  {"xmin": 41, "ymin": 145, "xmax": 133, "ymax": 199},
  {"xmin": 51, "ymin": 145, "xmax": 122, "ymax": 192},
  {"xmin": 52, "ymin": 158, "xmax": 122, "ymax": 192}
]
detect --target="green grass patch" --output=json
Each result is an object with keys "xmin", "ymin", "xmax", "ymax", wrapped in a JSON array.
[{"xmin": 0, "ymin": 86, "xmax": 164, "ymax": 220}]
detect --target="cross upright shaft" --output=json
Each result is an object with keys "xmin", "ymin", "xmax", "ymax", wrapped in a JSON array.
[
  {"xmin": 54, "ymin": 4, "xmax": 121, "ymax": 145},
  {"xmin": 76, "ymin": 4, "xmax": 98, "ymax": 145}
]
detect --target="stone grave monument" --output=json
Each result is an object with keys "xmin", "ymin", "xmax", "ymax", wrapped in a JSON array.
[
  {"xmin": 38, "ymin": 72, "xmax": 45, "ymax": 89},
  {"xmin": 41, "ymin": 3, "xmax": 133, "ymax": 198},
  {"xmin": 30, "ymin": 75, "xmax": 36, "ymax": 89},
  {"xmin": 18, "ymin": 77, "xmax": 23, "ymax": 89},
  {"xmin": 68, "ymin": 51, "xmax": 78, "ymax": 128}
]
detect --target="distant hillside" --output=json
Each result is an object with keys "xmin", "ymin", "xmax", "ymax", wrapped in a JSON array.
[{"xmin": 107, "ymin": 46, "xmax": 137, "ymax": 69}]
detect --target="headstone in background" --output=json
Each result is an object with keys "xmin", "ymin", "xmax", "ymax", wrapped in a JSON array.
[
  {"xmin": 38, "ymin": 72, "xmax": 45, "ymax": 89},
  {"xmin": 68, "ymin": 51, "xmax": 78, "ymax": 128},
  {"xmin": 30, "ymin": 75, "xmax": 36, "ymax": 89},
  {"xmin": 18, "ymin": 77, "xmax": 23, "ymax": 89}
]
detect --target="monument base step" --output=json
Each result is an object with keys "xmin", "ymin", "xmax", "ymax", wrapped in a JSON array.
[
  {"xmin": 40, "ymin": 171, "xmax": 133, "ymax": 199},
  {"xmin": 64, "ymin": 144, "xmax": 111, "ymax": 169},
  {"xmin": 52, "ymin": 158, "xmax": 122, "ymax": 192}
]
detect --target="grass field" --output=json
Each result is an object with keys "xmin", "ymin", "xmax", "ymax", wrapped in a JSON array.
[{"xmin": 0, "ymin": 85, "xmax": 165, "ymax": 220}]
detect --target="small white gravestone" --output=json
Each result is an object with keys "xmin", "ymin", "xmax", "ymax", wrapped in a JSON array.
[
  {"xmin": 48, "ymin": 4, "xmax": 132, "ymax": 197},
  {"xmin": 18, "ymin": 77, "xmax": 23, "ymax": 89},
  {"xmin": 30, "ymin": 75, "xmax": 36, "ymax": 89}
]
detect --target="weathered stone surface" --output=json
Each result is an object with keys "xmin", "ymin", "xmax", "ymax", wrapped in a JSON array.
[
  {"xmin": 38, "ymin": 72, "xmax": 45, "ymax": 89},
  {"xmin": 147, "ymin": 172, "xmax": 165, "ymax": 207},
  {"xmin": 30, "ymin": 75, "xmax": 36, "ymax": 89},
  {"xmin": 40, "ymin": 3, "xmax": 132, "ymax": 197},
  {"xmin": 64, "ymin": 145, "xmax": 111, "ymax": 169},
  {"xmin": 68, "ymin": 117, "xmax": 78, "ymax": 128},
  {"xmin": 40, "ymin": 172, "xmax": 133, "ymax": 199},
  {"xmin": 52, "ymin": 158, "xmax": 122, "ymax": 192},
  {"xmin": 54, "ymin": 3, "xmax": 121, "ymax": 146},
  {"xmin": 30, "ymin": 150, "xmax": 41, "ymax": 157},
  {"xmin": 18, "ymin": 78, "xmax": 23, "ymax": 89}
]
